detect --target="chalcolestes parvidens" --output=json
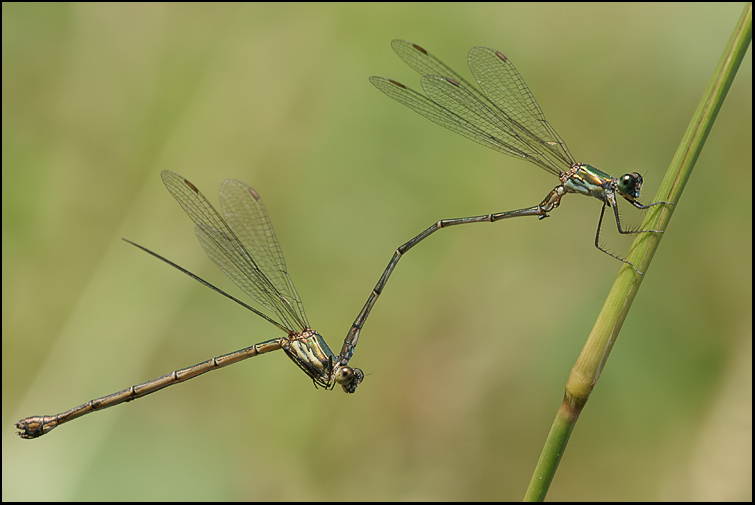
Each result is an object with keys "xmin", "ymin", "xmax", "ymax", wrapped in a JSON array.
[
  {"xmin": 343, "ymin": 40, "xmax": 675, "ymax": 349},
  {"xmin": 16, "ymin": 170, "xmax": 364, "ymax": 439}
]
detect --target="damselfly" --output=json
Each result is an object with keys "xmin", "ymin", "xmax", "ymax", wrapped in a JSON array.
[
  {"xmin": 16, "ymin": 171, "xmax": 364, "ymax": 439},
  {"xmin": 346, "ymin": 40, "xmax": 673, "ymax": 345}
]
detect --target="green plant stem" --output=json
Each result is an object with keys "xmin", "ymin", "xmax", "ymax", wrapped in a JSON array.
[{"xmin": 524, "ymin": 4, "xmax": 752, "ymax": 501}]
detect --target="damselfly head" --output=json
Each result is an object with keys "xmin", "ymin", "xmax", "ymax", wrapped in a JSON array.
[
  {"xmin": 335, "ymin": 365, "xmax": 364, "ymax": 393},
  {"xmin": 617, "ymin": 172, "xmax": 644, "ymax": 200}
]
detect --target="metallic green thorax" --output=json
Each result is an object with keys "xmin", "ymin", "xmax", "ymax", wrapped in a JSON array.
[
  {"xmin": 533, "ymin": 164, "xmax": 647, "ymax": 218},
  {"xmin": 562, "ymin": 164, "xmax": 644, "ymax": 202},
  {"xmin": 562, "ymin": 165, "xmax": 615, "ymax": 200}
]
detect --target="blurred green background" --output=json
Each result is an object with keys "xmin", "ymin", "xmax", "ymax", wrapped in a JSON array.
[{"xmin": 2, "ymin": 3, "xmax": 751, "ymax": 501}]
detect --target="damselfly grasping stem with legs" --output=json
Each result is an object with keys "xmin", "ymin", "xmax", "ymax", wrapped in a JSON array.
[{"xmin": 339, "ymin": 40, "xmax": 673, "ymax": 357}]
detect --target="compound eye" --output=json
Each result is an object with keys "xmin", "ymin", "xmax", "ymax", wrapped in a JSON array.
[
  {"xmin": 337, "ymin": 367, "xmax": 364, "ymax": 393},
  {"xmin": 334, "ymin": 366, "xmax": 355, "ymax": 385},
  {"xmin": 618, "ymin": 173, "xmax": 642, "ymax": 198}
]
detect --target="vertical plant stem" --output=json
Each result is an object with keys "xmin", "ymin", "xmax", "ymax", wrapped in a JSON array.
[{"xmin": 524, "ymin": 4, "xmax": 752, "ymax": 501}]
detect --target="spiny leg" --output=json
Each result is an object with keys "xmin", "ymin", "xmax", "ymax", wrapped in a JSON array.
[
  {"xmin": 594, "ymin": 200, "xmax": 670, "ymax": 275},
  {"xmin": 594, "ymin": 202, "xmax": 642, "ymax": 273},
  {"xmin": 613, "ymin": 198, "xmax": 672, "ymax": 235}
]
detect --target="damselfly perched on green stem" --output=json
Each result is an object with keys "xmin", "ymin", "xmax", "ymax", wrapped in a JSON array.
[{"xmin": 343, "ymin": 40, "xmax": 674, "ymax": 349}]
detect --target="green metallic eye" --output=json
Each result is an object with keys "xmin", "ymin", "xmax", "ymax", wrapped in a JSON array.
[{"xmin": 617, "ymin": 173, "xmax": 643, "ymax": 198}]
